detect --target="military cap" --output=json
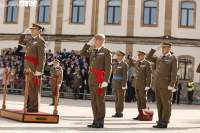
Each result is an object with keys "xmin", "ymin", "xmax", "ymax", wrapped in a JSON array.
[
  {"xmin": 137, "ymin": 50, "xmax": 146, "ymax": 55},
  {"xmin": 160, "ymin": 42, "xmax": 172, "ymax": 47},
  {"xmin": 94, "ymin": 33, "xmax": 105, "ymax": 40},
  {"xmin": 30, "ymin": 23, "xmax": 44, "ymax": 31},
  {"xmin": 116, "ymin": 50, "xmax": 126, "ymax": 56}
]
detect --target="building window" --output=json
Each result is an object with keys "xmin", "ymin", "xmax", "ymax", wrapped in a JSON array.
[
  {"xmin": 106, "ymin": 0, "xmax": 121, "ymax": 24},
  {"xmin": 178, "ymin": 56, "xmax": 194, "ymax": 80},
  {"xmin": 180, "ymin": 1, "xmax": 196, "ymax": 27},
  {"xmin": 71, "ymin": 0, "xmax": 85, "ymax": 24},
  {"xmin": 5, "ymin": 0, "xmax": 18, "ymax": 23},
  {"xmin": 38, "ymin": 0, "xmax": 51, "ymax": 23},
  {"xmin": 142, "ymin": 0, "xmax": 158, "ymax": 26}
]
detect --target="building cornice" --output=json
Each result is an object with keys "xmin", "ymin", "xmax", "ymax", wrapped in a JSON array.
[{"xmin": 0, "ymin": 34, "xmax": 200, "ymax": 47}]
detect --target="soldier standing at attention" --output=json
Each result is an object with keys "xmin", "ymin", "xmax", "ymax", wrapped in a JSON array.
[
  {"xmin": 50, "ymin": 59, "xmax": 63, "ymax": 106},
  {"xmin": 127, "ymin": 51, "xmax": 152, "ymax": 120},
  {"xmin": 112, "ymin": 51, "xmax": 128, "ymax": 118},
  {"xmin": 146, "ymin": 42, "xmax": 178, "ymax": 128},
  {"xmin": 80, "ymin": 34, "xmax": 112, "ymax": 128},
  {"xmin": 18, "ymin": 24, "xmax": 46, "ymax": 112}
]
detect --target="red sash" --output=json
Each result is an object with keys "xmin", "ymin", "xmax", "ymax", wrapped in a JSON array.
[
  {"xmin": 90, "ymin": 67, "xmax": 105, "ymax": 96},
  {"xmin": 24, "ymin": 56, "xmax": 39, "ymax": 66}
]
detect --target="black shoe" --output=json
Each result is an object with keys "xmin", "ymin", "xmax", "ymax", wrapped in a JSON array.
[
  {"xmin": 133, "ymin": 116, "xmax": 139, "ymax": 120},
  {"xmin": 87, "ymin": 122, "xmax": 96, "ymax": 128},
  {"xmin": 50, "ymin": 103, "xmax": 54, "ymax": 106},
  {"xmin": 153, "ymin": 123, "xmax": 167, "ymax": 128},
  {"xmin": 112, "ymin": 113, "xmax": 123, "ymax": 118},
  {"xmin": 87, "ymin": 123, "xmax": 104, "ymax": 128},
  {"xmin": 94, "ymin": 123, "xmax": 104, "ymax": 128}
]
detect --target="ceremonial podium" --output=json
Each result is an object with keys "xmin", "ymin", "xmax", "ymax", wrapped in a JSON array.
[{"xmin": 0, "ymin": 70, "xmax": 59, "ymax": 123}]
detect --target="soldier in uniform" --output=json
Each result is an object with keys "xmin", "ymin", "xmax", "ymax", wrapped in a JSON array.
[
  {"xmin": 50, "ymin": 59, "xmax": 63, "ymax": 106},
  {"xmin": 80, "ymin": 34, "xmax": 112, "ymax": 128},
  {"xmin": 146, "ymin": 42, "xmax": 178, "ymax": 128},
  {"xmin": 112, "ymin": 51, "xmax": 128, "ymax": 118},
  {"xmin": 127, "ymin": 51, "xmax": 152, "ymax": 120},
  {"xmin": 71, "ymin": 70, "xmax": 82, "ymax": 99},
  {"xmin": 18, "ymin": 23, "xmax": 46, "ymax": 112}
]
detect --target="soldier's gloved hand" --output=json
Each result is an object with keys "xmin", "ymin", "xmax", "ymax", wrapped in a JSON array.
[
  {"xmin": 23, "ymin": 28, "xmax": 31, "ymax": 34},
  {"xmin": 101, "ymin": 82, "xmax": 108, "ymax": 88},
  {"xmin": 145, "ymin": 86, "xmax": 150, "ymax": 91},
  {"xmin": 122, "ymin": 86, "xmax": 127, "ymax": 90},
  {"xmin": 155, "ymin": 46, "xmax": 161, "ymax": 51},
  {"xmin": 168, "ymin": 86, "xmax": 176, "ymax": 92},
  {"xmin": 34, "ymin": 71, "xmax": 42, "ymax": 76},
  {"xmin": 58, "ymin": 84, "xmax": 61, "ymax": 88},
  {"xmin": 87, "ymin": 37, "xmax": 95, "ymax": 46}
]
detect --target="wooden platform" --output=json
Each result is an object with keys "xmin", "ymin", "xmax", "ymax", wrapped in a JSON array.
[{"xmin": 0, "ymin": 109, "xmax": 59, "ymax": 123}]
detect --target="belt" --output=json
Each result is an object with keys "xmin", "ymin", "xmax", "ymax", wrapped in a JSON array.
[
  {"xmin": 24, "ymin": 56, "xmax": 39, "ymax": 66},
  {"xmin": 113, "ymin": 75, "xmax": 123, "ymax": 81},
  {"xmin": 89, "ymin": 67, "xmax": 105, "ymax": 83}
]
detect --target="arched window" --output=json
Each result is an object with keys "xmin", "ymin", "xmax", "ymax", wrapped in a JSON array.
[
  {"xmin": 106, "ymin": 0, "xmax": 121, "ymax": 24},
  {"xmin": 180, "ymin": 1, "xmax": 196, "ymax": 27},
  {"xmin": 142, "ymin": 0, "xmax": 158, "ymax": 26},
  {"xmin": 5, "ymin": 0, "xmax": 18, "ymax": 23},
  {"xmin": 71, "ymin": 0, "xmax": 85, "ymax": 24},
  {"xmin": 178, "ymin": 55, "xmax": 194, "ymax": 80},
  {"xmin": 38, "ymin": 0, "xmax": 51, "ymax": 23}
]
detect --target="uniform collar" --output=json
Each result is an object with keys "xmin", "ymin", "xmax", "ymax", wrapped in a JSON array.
[
  {"xmin": 118, "ymin": 60, "xmax": 123, "ymax": 64},
  {"xmin": 95, "ymin": 46, "xmax": 103, "ymax": 51},
  {"xmin": 139, "ymin": 59, "xmax": 145, "ymax": 63},
  {"xmin": 163, "ymin": 52, "xmax": 171, "ymax": 57},
  {"xmin": 32, "ymin": 35, "xmax": 40, "ymax": 39}
]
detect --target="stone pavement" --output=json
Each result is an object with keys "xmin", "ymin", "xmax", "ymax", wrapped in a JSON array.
[{"xmin": 0, "ymin": 94, "xmax": 200, "ymax": 133}]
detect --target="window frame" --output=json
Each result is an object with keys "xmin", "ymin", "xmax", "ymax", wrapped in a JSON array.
[
  {"xmin": 178, "ymin": 55, "xmax": 194, "ymax": 81},
  {"xmin": 4, "ymin": 0, "xmax": 19, "ymax": 24},
  {"xmin": 179, "ymin": 0, "xmax": 196, "ymax": 29},
  {"xmin": 69, "ymin": 0, "xmax": 86, "ymax": 24},
  {"xmin": 36, "ymin": 0, "xmax": 52, "ymax": 25},
  {"xmin": 105, "ymin": 0, "xmax": 122, "ymax": 25},
  {"xmin": 141, "ymin": 0, "xmax": 159, "ymax": 27}
]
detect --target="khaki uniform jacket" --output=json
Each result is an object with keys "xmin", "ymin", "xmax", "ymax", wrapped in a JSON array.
[
  {"xmin": 71, "ymin": 73, "xmax": 82, "ymax": 89},
  {"xmin": 146, "ymin": 49, "xmax": 178, "ymax": 89},
  {"xmin": 112, "ymin": 61, "xmax": 128, "ymax": 89},
  {"xmin": 51, "ymin": 66, "xmax": 63, "ymax": 90},
  {"xmin": 127, "ymin": 59, "xmax": 152, "ymax": 89},
  {"xmin": 2, "ymin": 67, "xmax": 10, "ymax": 85},
  {"xmin": 80, "ymin": 44, "xmax": 112, "ymax": 86},
  {"xmin": 19, "ymin": 34, "xmax": 46, "ymax": 73}
]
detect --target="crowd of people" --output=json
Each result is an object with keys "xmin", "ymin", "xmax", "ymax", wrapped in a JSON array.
[
  {"xmin": 0, "ymin": 48, "xmax": 90, "ymax": 98},
  {"xmin": 0, "ymin": 47, "xmax": 195, "ymax": 105}
]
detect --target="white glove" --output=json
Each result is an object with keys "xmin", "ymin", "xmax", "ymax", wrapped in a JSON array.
[
  {"xmin": 122, "ymin": 86, "xmax": 127, "ymax": 90},
  {"xmin": 145, "ymin": 86, "xmax": 150, "ymax": 91},
  {"xmin": 58, "ymin": 84, "xmax": 61, "ymax": 88},
  {"xmin": 168, "ymin": 86, "xmax": 176, "ymax": 92},
  {"xmin": 34, "ymin": 71, "xmax": 42, "ymax": 76},
  {"xmin": 23, "ymin": 28, "xmax": 31, "ymax": 34},
  {"xmin": 88, "ymin": 37, "xmax": 95, "ymax": 46},
  {"xmin": 101, "ymin": 82, "xmax": 108, "ymax": 88}
]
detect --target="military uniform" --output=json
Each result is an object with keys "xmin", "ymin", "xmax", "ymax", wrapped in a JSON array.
[
  {"xmin": 80, "ymin": 43, "xmax": 112, "ymax": 127},
  {"xmin": 127, "ymin": 57, "xmax": 152, "ymax": 117},
  {"xmin": 19, "ymin": 26, "xmax": 46, "ymax": 112},
  {"xmin": 50, "ymin": 65, "xmax": 63, "ymax": 105},
  {"xmin": 112, "ymin": 60, "xmax": 128, "ymax": 117},
  {"xmin": 146, "ymin": 47, "xmax": 178, "ymax": 127},
  {"xmin": 71, "ymin": 72, "xmax": 82, "ymax": 99}
]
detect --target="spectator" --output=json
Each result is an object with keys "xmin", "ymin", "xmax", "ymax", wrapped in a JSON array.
[{"xmin": 187, "ymin": 80, "xmax": 195, "ymax": 104}]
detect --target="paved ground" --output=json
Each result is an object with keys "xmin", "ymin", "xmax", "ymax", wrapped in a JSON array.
[{"xmin": 0, "ymin": 94, "xmax": 200, "ymax": 133}]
